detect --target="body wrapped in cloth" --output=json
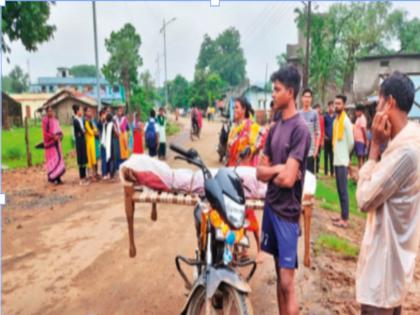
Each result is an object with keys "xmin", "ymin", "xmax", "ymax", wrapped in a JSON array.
[{"xmin": 120, "ymin": 154, "xmax": 316, "ymax": 266}]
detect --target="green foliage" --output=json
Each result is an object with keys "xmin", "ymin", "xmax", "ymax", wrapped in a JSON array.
[
  {"xmin": 2, "ymin": 2, "xmax": 56, "ymax": 54},
  {"xmin": 276, "ymin": 53, "xmax": 288, "ymax": 69},
  {"xmin": 387, "ymin": 10, "xmax": 420, "ymax": 53},
  {"xmin": 5, "ymin": 65, "xmax": 30, "ymax": 93},
  {"xmin": 2, "ymin": 75, "xmax": 12, "ymax": 93},
  {"xmin": 130, "ymin": 71, "xmax": 158, "ymax": 121},
  {"xmin": 195, "ymin": 27, "xmax": 247, "ymax": 87},
  {"xmin": 288, "ymin": 1, "xmax": 420, "ymax": 99},
  {"xmin": 102, "ymin": 23, "xmax": 143, "ymax": 108},
  {"xmin": 316, "ymin": 233, "xmax": 359, "ymax": 258},
  {"xmin": 2, "ymin": 124, "xmax": 74, "ymax": 169},
  {"xmin": 69, "ymin": 65, "xmax": 98, "ymax": 77},
  {"xmin": 5, "ymin": 147, "xmax": 23, "ymax": 160},
  {"xmin": 190, "ymin": 70, "xmax": 225, "ymax": 109},
  {"xmin": 165, "ymin": 121, "xmax": 181, "ymax": 136},
  {"xmin": 168, "ymin": 75, "xmax": 190, "ymax": 108}
]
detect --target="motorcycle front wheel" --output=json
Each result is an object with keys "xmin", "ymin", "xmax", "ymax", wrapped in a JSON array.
[{"xmin": 186, "ymin": 284, "xmax": 253, "ymax": 315}]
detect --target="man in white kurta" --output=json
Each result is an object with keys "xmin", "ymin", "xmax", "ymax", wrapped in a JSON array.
[{"xmin": 356, "ymin": 72, "xmax": 420, "ymax": 315}]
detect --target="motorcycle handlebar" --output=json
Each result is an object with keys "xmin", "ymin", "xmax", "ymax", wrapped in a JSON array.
[{"xmin": 170, "ymin": 144, "xmax": 191, "ymax": 158}]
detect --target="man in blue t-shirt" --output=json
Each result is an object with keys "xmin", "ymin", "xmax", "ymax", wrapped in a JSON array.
[
  {"xmin": 257, "ymin": 65, "xmax": 311, "ymax": 315},
  {"xmin": 324, "ymin": 100, "xmax": 336, "ymax": 176}
]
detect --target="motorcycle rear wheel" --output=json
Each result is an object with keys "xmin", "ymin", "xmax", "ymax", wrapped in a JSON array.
[{"xmin": 186, "ymin": 284, "xmax": 253, "ymax": 315}]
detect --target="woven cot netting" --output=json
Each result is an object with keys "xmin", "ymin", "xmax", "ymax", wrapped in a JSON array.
[{"xmin": 132, "ymin": 187, "xmax": 313, "ymax": 210}]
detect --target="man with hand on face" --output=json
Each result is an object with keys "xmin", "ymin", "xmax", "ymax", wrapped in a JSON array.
[
  {"xmin": 299, "ymin": 88, "xmax": 320, "ymax": 174},
  {"xmin": 257, "ymin": 65, "xmax": 310, "ymax": 315},
  {"xmin": 356, "ymin": 72, "xmax": 420, "ymax": 315}
]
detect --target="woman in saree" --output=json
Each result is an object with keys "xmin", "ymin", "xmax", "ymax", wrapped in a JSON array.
[
  {"xmin": 132, "ymin": 112, "xmax": 144, "ymax": 154},
  {"xmin": 227, "ymin": 97, "xmax": 262, "ymax": 258},
  {"xmin": 42, "ymin": 106, "xmax": 66, "ymax": 185}
]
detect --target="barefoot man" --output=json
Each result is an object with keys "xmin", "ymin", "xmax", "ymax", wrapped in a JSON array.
[{"xmin": 257, "ymin": 65, "xmax": 310, "ymax": 315}]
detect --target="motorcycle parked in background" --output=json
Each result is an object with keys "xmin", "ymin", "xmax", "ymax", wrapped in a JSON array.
[{"xmin": 217, "ymin": 119, "xmax": 230, "ymax": 163}]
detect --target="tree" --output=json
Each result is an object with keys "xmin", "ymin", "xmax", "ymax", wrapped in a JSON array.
[
  {"xmin": 387, "ymin": 10, "xmax": 420, "ymax": 53},
  {"xmin": 195, "ymin": 27, "xmax": 247, "ymax": 87},
  {"xmin": 168, "ymin": 75, "xmax": 190, "ymax": 108},
  {"xmin": 69, "ymin": 65, "xmax": 98, "ymax": 77},
  {"xmin": 102, "ymin": 23, "xmax": 143, "ymax": 110},
  {"xmin": 190, "ymin": 70, "xmax": 224, "ymax": 109},
  {"xmin": 2, "ymin": 76, "xmax": 12, "ymax": 93},
  {"xmin": 2, "ymin": 2, "xmax": 56, "ymax": 55},
  {"xmin": 3, "ymin": 65, "xmax": 30, "ymax": 93},
  {"xmin": 293, "ymin": 1, "xmax": 393, "ymax": 99},
  {"xmin": 130, "ymin": 71, "xmax": 158, "ymax": 120}
]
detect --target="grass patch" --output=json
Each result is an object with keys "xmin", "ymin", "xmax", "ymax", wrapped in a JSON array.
[
  {"xmin": 2, "ymin": 124, "xmax": 74, "ymax": 169},
  {"xmin": 316, "ymin": 233, "xmax": 359, "ymax": 258},
  {"xmin": 315, "ymin": 176, "xmax": 365, "ymax": 218},
  {"xmin": 166, "ymin": 121, "xmax": 181, "ymax": 136}
]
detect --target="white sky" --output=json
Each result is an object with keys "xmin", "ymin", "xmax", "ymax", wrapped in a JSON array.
[{"xmin": 2, "ymin": 1, "xmax": 420, "ymax": 86}]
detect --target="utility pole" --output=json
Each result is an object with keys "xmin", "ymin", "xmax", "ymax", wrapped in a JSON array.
[
  {"xmin": 155, "ymin": 54, "xmax": 161, "ymax": 88},
  {"xmin": 92, "ymin": 2, "xmax": 102, "ymax": 111},
  {"xmin": 160, "ymin": 17, "xmax": 176, "ymax": 107},
  {"xmin": 303, "ymin": 0, "xmax": 312, "ymax": 89}
]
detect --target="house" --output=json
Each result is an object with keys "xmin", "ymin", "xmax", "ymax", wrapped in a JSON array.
[
  {"xmin": 11, "ymin": 93, "xmax": 53, "ymax": 121},
  {"xmin": 353, "ymin": 53, "xmax": 420, "ymax": 122},
  {"xmin": 30, "ymin": 67, "xmax": 125, "ymax": 104},
  {"xmin": 38, "ymin": 89, "xmax": 103, "ymax": 125},
  {"xmin": 242, "ymin": 84, "xmax": 271, "ymax": 111},
  {"xmin": 241, "ymin": 84, "xmax": 271, "ymax": 125},
  {"xmin": 2, "ymin": 92, "xmax": 23, "ymax": 130}
]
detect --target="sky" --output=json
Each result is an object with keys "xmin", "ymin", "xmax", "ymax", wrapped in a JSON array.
[{"xmin": 2, "ymin": 1, "xmax": 420, "ymax": 86}]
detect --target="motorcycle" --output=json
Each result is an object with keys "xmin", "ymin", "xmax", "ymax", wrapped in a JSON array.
[
  {"xmin": 170, "ymin": 144, "xmax": 256, "ymax": 315},
  {"xmin": 217, "ymin": 120, "xmax": 230, "ymax": 163}
]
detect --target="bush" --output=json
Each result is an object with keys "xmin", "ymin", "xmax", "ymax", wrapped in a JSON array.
[{"xmin": 6, "ymin": 147, "xmax": 23, "ymax": 160}]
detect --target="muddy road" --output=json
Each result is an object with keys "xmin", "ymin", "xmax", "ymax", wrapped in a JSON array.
[{"xmin": 2, "ymin": 117, "xmax": 419, "ymax": 315}]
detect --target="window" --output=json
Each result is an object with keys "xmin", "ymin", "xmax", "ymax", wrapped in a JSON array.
[{"xmin": 113, "ymin": 85, "xmax": 120, "ymax": 93}]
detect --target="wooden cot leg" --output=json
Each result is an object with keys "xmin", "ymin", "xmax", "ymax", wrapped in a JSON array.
[
  {"xmin": 124, "ymin": 185, "xmax": 137, "ymax": 258},
  {"xmin": 151, "ymin": 202, "xmax": 158, "ymax": 222},
  {"xmin": 303, "ymin": 203, "xmax": 313, "ymax": 268}
]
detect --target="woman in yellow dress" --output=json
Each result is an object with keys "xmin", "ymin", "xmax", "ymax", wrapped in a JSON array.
[{"xmin": 85, "ymin": 107, "xmax": 99, "ymax": 181}]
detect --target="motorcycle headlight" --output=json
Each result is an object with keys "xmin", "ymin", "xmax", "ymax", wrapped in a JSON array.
[{"xmin": 223, "ymin": 194, "xmax": 245, "ymax": 229}]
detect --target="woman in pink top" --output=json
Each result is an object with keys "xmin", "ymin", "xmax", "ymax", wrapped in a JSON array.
[{"xmin": 353, "ymin": 105, "xmax": 367, "ymax": 169}]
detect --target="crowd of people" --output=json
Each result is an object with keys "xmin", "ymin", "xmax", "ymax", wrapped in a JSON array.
[
  {"xmin": 40, "ymin": 65, "xmax": 420, "ymax": 315},
  {"xmin": 41, "ymin": 105, "xmax": 168, "ymax": 186},
  {"xmin": 223, "ymin": 66, "xmax": 419, "ymax": 315}
]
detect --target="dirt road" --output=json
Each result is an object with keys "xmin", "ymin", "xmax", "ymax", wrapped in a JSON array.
[{"xmin": 3, "ymin": 117, "xmax": 419, "ymax": 315}]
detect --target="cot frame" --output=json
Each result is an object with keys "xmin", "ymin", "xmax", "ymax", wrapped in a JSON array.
[{"xmin": 123, "ymin": 184, "xmax": 314, "ymax": 267}]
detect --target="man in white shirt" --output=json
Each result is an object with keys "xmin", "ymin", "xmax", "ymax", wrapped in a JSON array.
[{"xmin": 356, "ymin": 72, "xmax": 420, "ymax": 315}]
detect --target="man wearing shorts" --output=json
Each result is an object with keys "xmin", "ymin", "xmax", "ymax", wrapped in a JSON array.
[{"xmin": 257, "ymin": 65, "xmax": 310, "ymax": 315}]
